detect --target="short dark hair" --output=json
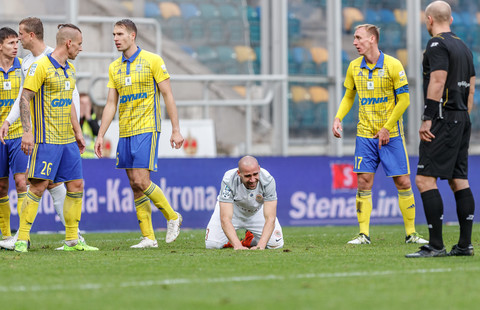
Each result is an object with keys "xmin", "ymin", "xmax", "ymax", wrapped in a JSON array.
[
  {"xmin": 115, "ymin": 19, "xmax": 137, "ymax": 35},
  {"xmin": 57, "ymin": 23, "xmax": 82, "ymax": 33},
  {"xmin": 0, "ymin": 27, "xmax": 18, "ymax": 44},
  {"xmin": 19, "ymin": 17, "xmax": 44, "ymax": 40}
]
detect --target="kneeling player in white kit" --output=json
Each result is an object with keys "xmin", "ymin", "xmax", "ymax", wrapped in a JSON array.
[{"xmin": 205, "ymin": 156, "xmax": 284, "ymax": 250}]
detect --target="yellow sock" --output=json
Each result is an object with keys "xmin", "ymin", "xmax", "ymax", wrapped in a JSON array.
[
  {"xmin": 64, "ymin": 192, "xmax": 83, "ymax": 241},
  {"xmin": 135, "ymin": 195, "xmax": 155, "ymax": 240},
  {"xmin": 18, "ymin": 191, "xmax": 41, "ymax": 241},
  {"xmin": 17, "ymin": 192, "xmax": 26, "ymax": 217},
  {"xmin": 398, "ymin": 188, "xmax": 416, "ymax": 236},
  {"xmin": 0, "ymin": 196, "xmax": 11, "ymax": 237},
  {"xmin": 143, "ymin": 182, "xmax": 178, "ymax": 221},
  {"xmin": 356, "ymin": 190, "xmax": 372, "ymax": 237}
]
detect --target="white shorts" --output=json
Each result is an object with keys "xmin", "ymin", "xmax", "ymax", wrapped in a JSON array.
[{"xmin": 205, "ymin": 201, "xmax": 284, "ymax": 249}]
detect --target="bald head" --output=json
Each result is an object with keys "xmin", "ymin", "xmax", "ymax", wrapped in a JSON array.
[
  {"xmin": 425, "ymin": 1, "xmax": 452, "ymax": 24},
  {"xmin": 238, "ymin": 156, "xmax": 259, "ymax": 172}
]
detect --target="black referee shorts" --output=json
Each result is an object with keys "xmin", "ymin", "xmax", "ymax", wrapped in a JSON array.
[{"xmin": 417, "ymin": 110, "xmax": 471, "ymax": 179}]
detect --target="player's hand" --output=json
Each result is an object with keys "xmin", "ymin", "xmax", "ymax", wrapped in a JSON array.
[
  {"xmin": 170, "ymin": 130, "xmax": 184, "ymax": 149},
  {"xmin": 21, "ymin": 132, "xmax": 34, "ymax": 155},
  {"xmin": 233, "ymin": 245, "xmax": 249, "ymax": 250},
  {"xmin": 419, "ymin": 120, "xmax": 435, "ymax": 142},
  {"xmin": 373, "ymin": 127, "xmax": 390, "ymax": 149},
  {"xmin": 249, "ymin": 245, "xmax": 266, "ymax": 250},
  {"xmin": 332, "ymin": 118, "xmax": 343, "ymax": 138},
  {"xmin": 75, "ymin": 133, "xmax": 86, "ymax": 154},
  {"xmin": 0, "ymin": 121, "xmax": 10, "ymax": 145},
  {"xmin": 94, "ymin": 136, "xmax": 103, "ymax": 158}
]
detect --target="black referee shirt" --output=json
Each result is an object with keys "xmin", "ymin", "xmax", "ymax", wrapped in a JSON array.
[{"xmin": 422, "ymin": 31, "xmax": 475, "ymax": 111}]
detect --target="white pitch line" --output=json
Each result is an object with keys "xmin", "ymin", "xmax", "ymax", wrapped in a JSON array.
[{"xmin": 1, "ymin": 266, "xmax": 480, "ymax": 293}]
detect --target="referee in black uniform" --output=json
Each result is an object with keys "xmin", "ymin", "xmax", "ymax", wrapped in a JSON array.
[{"xmin": 407, "ymin": 0, "xmax": 476, "ymax": 258}]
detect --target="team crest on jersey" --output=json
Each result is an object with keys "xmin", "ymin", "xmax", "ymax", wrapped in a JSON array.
[
  {"xmin": 222, "ymin": 185, "xmax": 232, "ymax": 199},
  {"xmin": 161, "ymin": 64, "xmax": 168, "ymax": 74},
  {"xmin": 255, "ymin": 194, "xmax": 264, "ymax": 203},
  {"xmin": 399, "ymin": 70, "xmax": 405, "ymax": 77},
  {"xmin": 28, "ymin": 63, "xmax": 37, "ymax": 76}
]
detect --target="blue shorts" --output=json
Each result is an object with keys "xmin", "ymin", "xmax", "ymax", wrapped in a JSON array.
[
  {"xmin": 116, "ymin": 132, "xmax": 159, "ymax": 171},
  {"xmin": 0, "ymin": 138, "xmax": 29, "ymax": 177},
  {"xmin": 28, "ymin": 142, "xmax": 83, "ymax": 182},
  {"xmin": 354, "ymin": 136, "xmax": 410, "ymax": 177}
]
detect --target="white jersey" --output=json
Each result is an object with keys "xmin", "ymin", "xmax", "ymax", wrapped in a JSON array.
[
  {"xmin": 6, "ymin": 46, "xmax": 80, "ymax": 125},
  {"xmin": 218, "ymin": 168, "xmax": 277, "ymax": 215}
]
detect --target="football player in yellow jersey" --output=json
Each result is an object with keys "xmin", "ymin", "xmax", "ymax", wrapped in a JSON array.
[
  {"xmin": 332, "ymin": 24, "xmax": 428, "ymax": 245},
  {"xmin": 0, "ymin": 27, "xmax": 28, "ymax": 242},
  {"xmin": 94, "ymin": 19, "xmax": 184, "ymax": 248},
  {"xmin": 13, "ymin": 24, "xmax": 97, "ymax": 252}
]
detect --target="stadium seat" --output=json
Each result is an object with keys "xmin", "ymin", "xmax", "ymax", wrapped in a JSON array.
[
  {"xmin": 215, "ymin": 46, "xmax": 238, "ymax": 74},
  {"xmin": 144, "ymin": 1, "xmax": 161, "ymax": 18},
  {"xmin": 179, "ymin": 3, "xmax": 199, "ymax": 19},
  {"xmin": 310, "ymin": 47, "xmax": 328, "ymax": 64},
  {"xmin": 218, "ymin": 4, "xmax": 240, "ymax": 20},
  {"xmin": 186, "ymin": 17, "xmax": 206, "ymax": 42},
  {"xmin": 290, "ymin": 85, "xmax": 310, "ymax": 103},
  {"xmin": 343, "ymin": 7, "xmax": 364, "ymax": 33},
  {"xmin": 249, "ymin": 21, "xmax": 261, "ymax": 45},
  {"xmin": 396, "ymin": 49, "xmax": 408, "ymax": 67},
  {"xmin": 379, "ymin": 9, "xmax": 396, "ymax": 23},
  {"xmin": 198, "ymin": 3, "xmax": 220, "ymax": 19},
  {"xmin": 227, "ymin": 19, "xmax": 246, "ymax": 45},
  {"xmin": 365, "ymin": 9, "xmax": 380, "ymax": 24},
  {"xmin": 247, "ymin": 5, "xmax": 260, "ymax": 21},
  {"xmin": 288, "ymin": 16, "xmax": 302, "ymax": 43},
  {"xmin": 234, "ymin": 46, "xmax": 256, "ymax": 62},
  {"xmin": 159, "ymin": 2, "xmax": 181, "ymax": 20},
  {"xmin": 309, "ymin": 86, "xmax": 329, "ymax": 103},
  {"xmin": 163, "ymin": 17, "xmax": 185, "ymax": 40},
  {"xmin": 206, "ymin": 18, "xmax": 226, "ymax": 44},
  {"xmin": 379, "ymin": 23, "xmax": 405, "ymax": 50},
  {"xmin": 393, "ymin": 9, "xmax": 407, "ymax": 26}
]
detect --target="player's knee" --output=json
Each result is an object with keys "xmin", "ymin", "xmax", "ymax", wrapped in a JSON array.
[
  {"xmin": 205, "ymin": 240, "xmax": 223, "ymax": 249},
  {"xmin": 267, "ymin": 238, "xmax": 284, "ymax": 249}
]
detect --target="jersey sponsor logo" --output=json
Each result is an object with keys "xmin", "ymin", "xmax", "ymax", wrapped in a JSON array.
[
  {"xmin": 255, "ymin": 194, "xmax": 264, "ymax": 203},
  {"xmin": 430, "ymin": 42, "xmax": 439, "ymax": 47},
  {"xmin": 360, "ymin": 97, "xmax": 388, "ymax": 105},
  {"xmin": 0, "ymin": 99, "xmax": 15, "ymax": 107},
  {"xmin": 357, "ymin": 71, "xmax": 363, "ymax": 76},
  {"xmin": 119, "ymin": 92, "xmax": 148, "ymax": 103},
  {"xmin": 51, "ymin": 98, "xmax": 72, "ymax": 107},
  {"xmin": 29, "ymin": 64, "xmax": 37, "ymax": 76},
  {"xmin": 399, "ymin": 70, "xmax": 405, "ymax": 77},
  {"xmin": 458, "ymin": 81, "xmax": 470, "ymax": 88}
]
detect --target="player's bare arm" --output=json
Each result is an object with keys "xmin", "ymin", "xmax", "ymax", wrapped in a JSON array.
[
  {"xmin": 467, "ymin": 76, "xmax": 475, "ymax": 114},
  {"xmin": 158, "ymin": 78, "xmax": 184, "ymax": 149},
  {"xmin": 251, "ymin": 200, "xmax": 277, "ymax": 250},
  {"xmin": 420, "ymin": 70, "xmax": 447, "ymax": 142},
  {"xmin": 70, "ymin": 103, "xmax": 86, "ymax": 154},
  {"xmin": 19, "ymin": 88, "xmax": 35, "ymax": 155},
  {"xmin": 94, "ymin": 88, "xmax": 119, "ymax": 158},
  {"xmin": 220, "ymin": 201, "xmax": 248, "ymax": 250}
]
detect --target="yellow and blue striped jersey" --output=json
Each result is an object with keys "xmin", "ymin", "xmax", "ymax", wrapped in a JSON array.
[
  {"xmin": 22, "ymin": 54, "xmax": 76, "ymax": 144},
  {"xmin": 107, "ymin": 48, "xmax": 170, "ymax": 138},
  {"xmin": 0, "ymin": 57, "xmax": 23, "ymax": 139},
  {"xmin": 344, "ymin": 52, "xmax": 408, "ymax": 138}
]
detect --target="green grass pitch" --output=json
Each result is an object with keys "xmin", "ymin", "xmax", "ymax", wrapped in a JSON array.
[{"xmin": 1, "ymin": 224, "xmax": 479, "ymax": 310}]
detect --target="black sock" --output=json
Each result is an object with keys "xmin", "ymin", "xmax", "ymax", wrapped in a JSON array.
[
  {"xmin": 421, "ymin": 189, "xmax": 444, "ymax": 250},
  {"xmin": 455, "ymin": 188, "xmax": 475, "ymax": 248}
]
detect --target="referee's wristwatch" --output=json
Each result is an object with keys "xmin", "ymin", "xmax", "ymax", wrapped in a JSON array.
[{"xmin": 421, "ymin": 115, "xmax": 432, "ymax": 121}]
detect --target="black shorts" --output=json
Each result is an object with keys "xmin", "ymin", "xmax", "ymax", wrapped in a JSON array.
[{"xmin": 417, "ymin": 110, "xmax": 471, "ymax": 179}]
